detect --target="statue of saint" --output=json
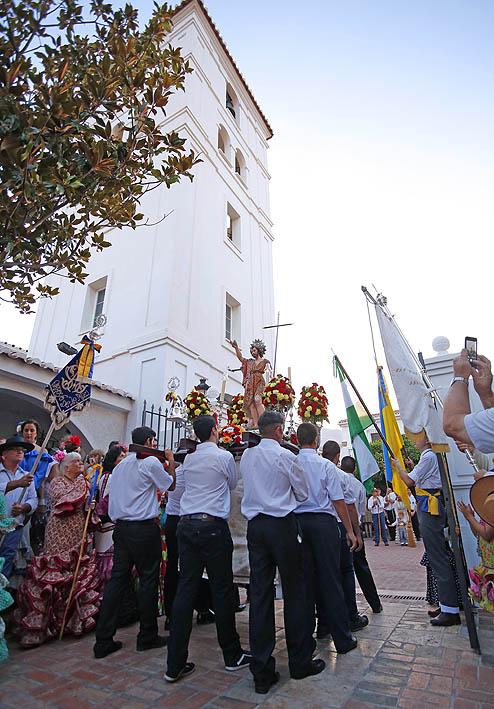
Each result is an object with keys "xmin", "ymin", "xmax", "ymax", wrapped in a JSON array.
[{"xmin": 231, "ymin": 339, "xmax": 269, "ymax": 429}]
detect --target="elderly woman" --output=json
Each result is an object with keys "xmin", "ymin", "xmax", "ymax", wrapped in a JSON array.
[{"xmin": 14, "ymin": 452, "xmax": 100, "ymax": 647}]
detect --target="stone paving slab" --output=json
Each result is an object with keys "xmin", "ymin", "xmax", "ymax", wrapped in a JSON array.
[{"xmin": 2, "ymin": 539, "xmax": 494, "ymax": 708}]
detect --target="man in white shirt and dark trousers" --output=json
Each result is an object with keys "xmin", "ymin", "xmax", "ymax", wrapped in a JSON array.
[
  {"xmin": 241, "ymin": 411, "xmax": 325, "ymax": 694},
  {"xmin": 394, "ymin": 435, "xmax": 461, "ymax": 627},
  {"xmin": 295, "ymin": 424, "xmax": 358, "ymax": 654},
  {"xmin": 165, "ymin": 416, "xmax": 250, "ymax": 682},
  {"xmin": 321, "ymin": 441, "xmax": 370, "ymax": 633},
  {"xmin": 93, "ymin": 426, "xmax": 176, "ymax": 659},
  {"xmin": 340, "ymin": 456, "xmax": 382, "ymax": 614},
  {"xmin": 367, "ymin": 488, "xmax": 389, "ymax": 546}
]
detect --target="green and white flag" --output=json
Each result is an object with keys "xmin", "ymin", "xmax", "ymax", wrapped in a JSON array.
[{"xmin": 334, "ymin": 358, "xmax": 379, "ymax": 494}]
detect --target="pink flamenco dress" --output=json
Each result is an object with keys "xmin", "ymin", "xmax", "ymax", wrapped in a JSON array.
[
  {"xmin": 469, "ymin": 521, "xmax": 494, "ymax": 615},
  {"xmin": 13, "ymin": 475, "xmax": 100, "ymax": 647}
]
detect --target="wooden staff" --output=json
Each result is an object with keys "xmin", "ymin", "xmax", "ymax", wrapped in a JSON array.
[{"xmin": 59, "ymin": 484, "xmax": 96, "ymax": 640}]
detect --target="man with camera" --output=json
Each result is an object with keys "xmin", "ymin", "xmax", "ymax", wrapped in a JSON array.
[{"xmin": 443, "ymin": 349, "xmax": 494, "ymax": 454}]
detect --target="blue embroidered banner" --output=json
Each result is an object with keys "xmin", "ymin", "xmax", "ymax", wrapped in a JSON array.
[{"xmin": 44, "ymin": 339, "xmax": 100, "ymax": 429}]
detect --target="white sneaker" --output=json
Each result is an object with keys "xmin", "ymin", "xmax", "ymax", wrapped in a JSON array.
[{"xmin": 225, "ymin": 652, "xmax": 252, "ymax": 671}]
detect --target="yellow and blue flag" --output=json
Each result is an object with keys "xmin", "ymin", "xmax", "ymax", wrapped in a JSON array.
[{"xmin": 377, "ymin": 366, "xmax": 410, "ymax": 510}]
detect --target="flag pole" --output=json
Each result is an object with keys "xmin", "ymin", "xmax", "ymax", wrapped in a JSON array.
[
  {"xmin": 334, "ymin": 354, "xmax": 395, "ymax": 459},
  {"xmin": 17, "ymin": 422, "xmax": 56, "ymax": 504}
]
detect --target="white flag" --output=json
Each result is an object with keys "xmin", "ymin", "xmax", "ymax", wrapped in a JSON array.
[{"xmin": 375, "ymin": 306, "xmax": 449, "ymax": 452}]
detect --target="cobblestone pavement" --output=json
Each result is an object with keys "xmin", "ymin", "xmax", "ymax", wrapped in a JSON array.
[{"xmin": 2, "ymin": 539, "xmax": 493, "ymax": 709}]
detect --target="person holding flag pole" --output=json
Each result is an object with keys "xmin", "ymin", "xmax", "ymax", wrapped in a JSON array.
[{"xmin": 362, "ymin": 285, "xmax": 480, "ymax": 650}]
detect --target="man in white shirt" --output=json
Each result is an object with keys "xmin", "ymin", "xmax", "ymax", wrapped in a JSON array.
[
  {"xmin": 406, "ymin": 486, "xmax": 421, "ymax": 541},
  {"xmin": 384, "ymin": 487, "xmax": 397, "ymax": 542},
  {"xmin": 94, "ymin": 426, "xmax": 175, "ymax": 659},
  {"xmin": 341, "ymin": 456, "xmax": 382, "ymax": 614},
  {"xmin": 241, "ymin": 411, "xmax": 324, "ymax": 693},
  {"xmin": 367, "ymin": 488, "xmax": 389, "ymax": 546},
  {"xmin": 295, "ymin": 424, "xmax": 357, "ymax": 655},
  {"xmin": 443, "ymin": 348, "xmax": 494, "ymax": 453},
  {"xmin": 0, "ymin": 435, "xmax": 37, "ymax": 579},
  {"xmin": 394, "ymin": 436, "xmax": 461, "ymax": 627},
  {"xmin": 165, "ymin": 415, "xmax": 250, "ymax": 683},
  {"xmin": 321, "ymin": 441, "xmax": 370, "ymax": 632}
]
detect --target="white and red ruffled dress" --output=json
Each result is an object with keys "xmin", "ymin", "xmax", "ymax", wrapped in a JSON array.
[{"xmin": 14, "ymin": 475, "xmax": 100, "ymax": 647}]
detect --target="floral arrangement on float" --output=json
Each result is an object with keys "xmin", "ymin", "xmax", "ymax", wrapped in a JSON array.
[
  {"xmin": 218, "ymin": 424, "xmax": 244, "ymax": 449},
  {"xmin": 227, "ymin": 394, "xmax": 247, "ymax": 426},
  {"xmin": 297, "ymin": 383, "xmax": 329, "ymax": 424},
  {"xmin": 284, "ymin": 432, "xmax": 298, "ymax": 446},
  {"xmin": 184, "ymin": 388, "xmax": 211, "ymax": 420},
  {"xmin": 262, "ymin": 375, "xmax": 296, "ymax": 414}
]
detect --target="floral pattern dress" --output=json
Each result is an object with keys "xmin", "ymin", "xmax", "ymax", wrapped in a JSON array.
[
  {"xmin": 469, "ymin": 521, "xmax": 494, "ymax": 614},
  {"xmin": 13, "ymin": 475, "xmax": 100, "ymax": 647}
]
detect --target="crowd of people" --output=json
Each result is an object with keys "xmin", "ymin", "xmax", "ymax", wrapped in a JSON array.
[{"xmin": 0, "ymin": 346, "xmax": 493, "ymax": 692}]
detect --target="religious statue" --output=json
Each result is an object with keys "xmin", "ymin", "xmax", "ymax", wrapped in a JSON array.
[{"xmin": 231, "ymin": 339, "xmax": 269, "ymax": 429}]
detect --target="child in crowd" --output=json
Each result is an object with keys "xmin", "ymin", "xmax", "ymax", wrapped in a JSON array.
[{"xmin": 390, "ymin": 509, "xmax": 409, "ymax": 546}]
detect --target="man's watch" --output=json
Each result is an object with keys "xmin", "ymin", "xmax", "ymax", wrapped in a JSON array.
[{"xmin": 450, "ymin": 376, "xmax": 469, "ymax": 387}]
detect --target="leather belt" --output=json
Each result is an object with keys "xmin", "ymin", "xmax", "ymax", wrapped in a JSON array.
[{"xmin": 182, "ymin": 513, "xmax": 221, "ymax": 522}]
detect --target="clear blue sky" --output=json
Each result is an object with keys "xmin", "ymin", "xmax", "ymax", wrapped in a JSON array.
[{"xmin": 3, "ymin": 0, "xmax": 493, "ymax": 421}]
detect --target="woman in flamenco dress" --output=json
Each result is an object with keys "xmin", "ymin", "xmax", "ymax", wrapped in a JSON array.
[{"xmin": 13, "ymin": 452, "xmax": 100, "ymax": 647}]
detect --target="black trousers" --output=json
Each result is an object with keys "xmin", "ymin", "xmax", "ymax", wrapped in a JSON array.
[
  {"xmin": 338, "ymin": 521, "xmax": 359, "ymax": 621},
  {"xmin": 353, "ymin": 542, "xmax": 381, "ymax": 612},
  {"xmin": 163, "ymin": 515, "xmax": 212, "ymax": 618},
  {"xmin": 166, "ymin": 518, "xmax": 241, "ymax": 673},
  {"xmin": 386, "ymin": 508, "xmax": 396, "ymax": 541},
  {"xmin": 247, "ymin": 513, "xmax": 313, "ymax": 683},
  {"xmin": 96, "ymin": 519, "xmax": 161, "ymax": 645},
  {"xmin": 411, "ymin": 512, "xmax": 421, "ymax": 540},
  {"xmin": 298, "ymin": 513, "xmax": 353, "ymax": 651}
]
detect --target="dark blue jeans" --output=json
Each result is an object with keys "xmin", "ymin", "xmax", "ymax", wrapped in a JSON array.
[
  {"xmin": 95, "ymin": 519, "xmax": 161, "ymax": 646},
  {"xmin": 166, "ymin": 518, "xmax": 241, "ymax": 673},
  {"xmin": 372, "ymin": 512, "xmax": 388, "ymax": 544}
]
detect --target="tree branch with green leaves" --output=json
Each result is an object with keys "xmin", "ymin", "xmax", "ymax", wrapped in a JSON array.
[{"xmin": 0, "ymin": 0, "xmax": 202, "ymax": 312}]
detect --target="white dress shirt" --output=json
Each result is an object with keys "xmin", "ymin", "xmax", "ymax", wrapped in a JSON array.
[
  {"xmin": 180, "ymin": 442, "xmax": 237, "ymax": 520},
  {"xmin": 166, "ymin": 464, "xmax": 184, "ymax": 516},
  {"xmin": 345, "ymin": 473, "xmax": 367, "ymax": 521},
  {"xmin": 464, "ymin": 408, "xmax": 494, "ymax": 453},
  {"xmin": 408, "ymin": 492, "xmax": 417, "ymax": 512},
  {"xmin": 295, "ymin": 448, "xmax": 343, "ymax": 516},
  {"xmin": 241, "ymin": 438, "xmax": 308, "ymax": 521},
  {"xmin": 0, "ymin": 464, "xmax": 38, "ymax": 525},
  {"xmin": 384, "ymin": 491, "xmax": 397, "ymax": 510},
  {"xmin": 109, "ymin": 453, "xmax": 174, "ymax": 521},
  {"xmin": 408, "ymin": 448, "xmax": 442, "ymax": 488},
  {"xmin": 367, "ymin": 495, "xmax": 385, "ymax": 514}
]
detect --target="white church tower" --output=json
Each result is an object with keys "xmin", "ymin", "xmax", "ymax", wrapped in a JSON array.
[{"xmin": 29, "ymin": 0, "xmax": 275, "ymax": 433}]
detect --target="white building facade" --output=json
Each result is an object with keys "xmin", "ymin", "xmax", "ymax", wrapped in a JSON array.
[{"xmin": 28, "ymin": 0, "xmax": 275, "ymax": 441}]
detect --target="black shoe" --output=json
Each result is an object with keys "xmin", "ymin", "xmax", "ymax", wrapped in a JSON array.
[
  {"xmin": 337, "ymin": 636, "xmax": 358, "ymax": 654},
  {"xmin": 374, "ymin": 542, "xmax": 379, "ymax": 546},
  {"xmin": 350, "ymin": 614, "xmax": 369, "ymax": 631},
  {"xmin": 254, "ymin": 671, "xmax": 280, "ymax": 694},
  {"xmin": 290, "ymin": 658, "xmax": 325, "ymax": 680},
  {"xmin": 93, "ymin": 640, "xmax": 123, "ymax": 659},
  {"xmin": 136, "ymin": 635, "xmax": 168, "ymax": 651},
  {"xmin": 384, "ymin": 542, "xmax": 389, "ymax": 546},
  {"xmin": 430, "ymin": 612, "xmax": 461, "ymax": 627},
  {"xmin": 372, "ymin": 604, "xmax": 383, "ymax": 614},
  {"xmin": 164, "ymin": 662, "xmax": 195, "ymax": 683},
  {"xmin": 428, "ymin": 607, "xmax": 441, "ymax": 618},
  {"xmin": 235, "ymin": 603, "xmax": 247, "ymax": 613},
  {"xmin": 197, "ymin": 610, "xmax": 215, "ymax": 625},
  {"xmin": 225, "ymin": 652, "xmax": 252, "ymax": 671}
]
